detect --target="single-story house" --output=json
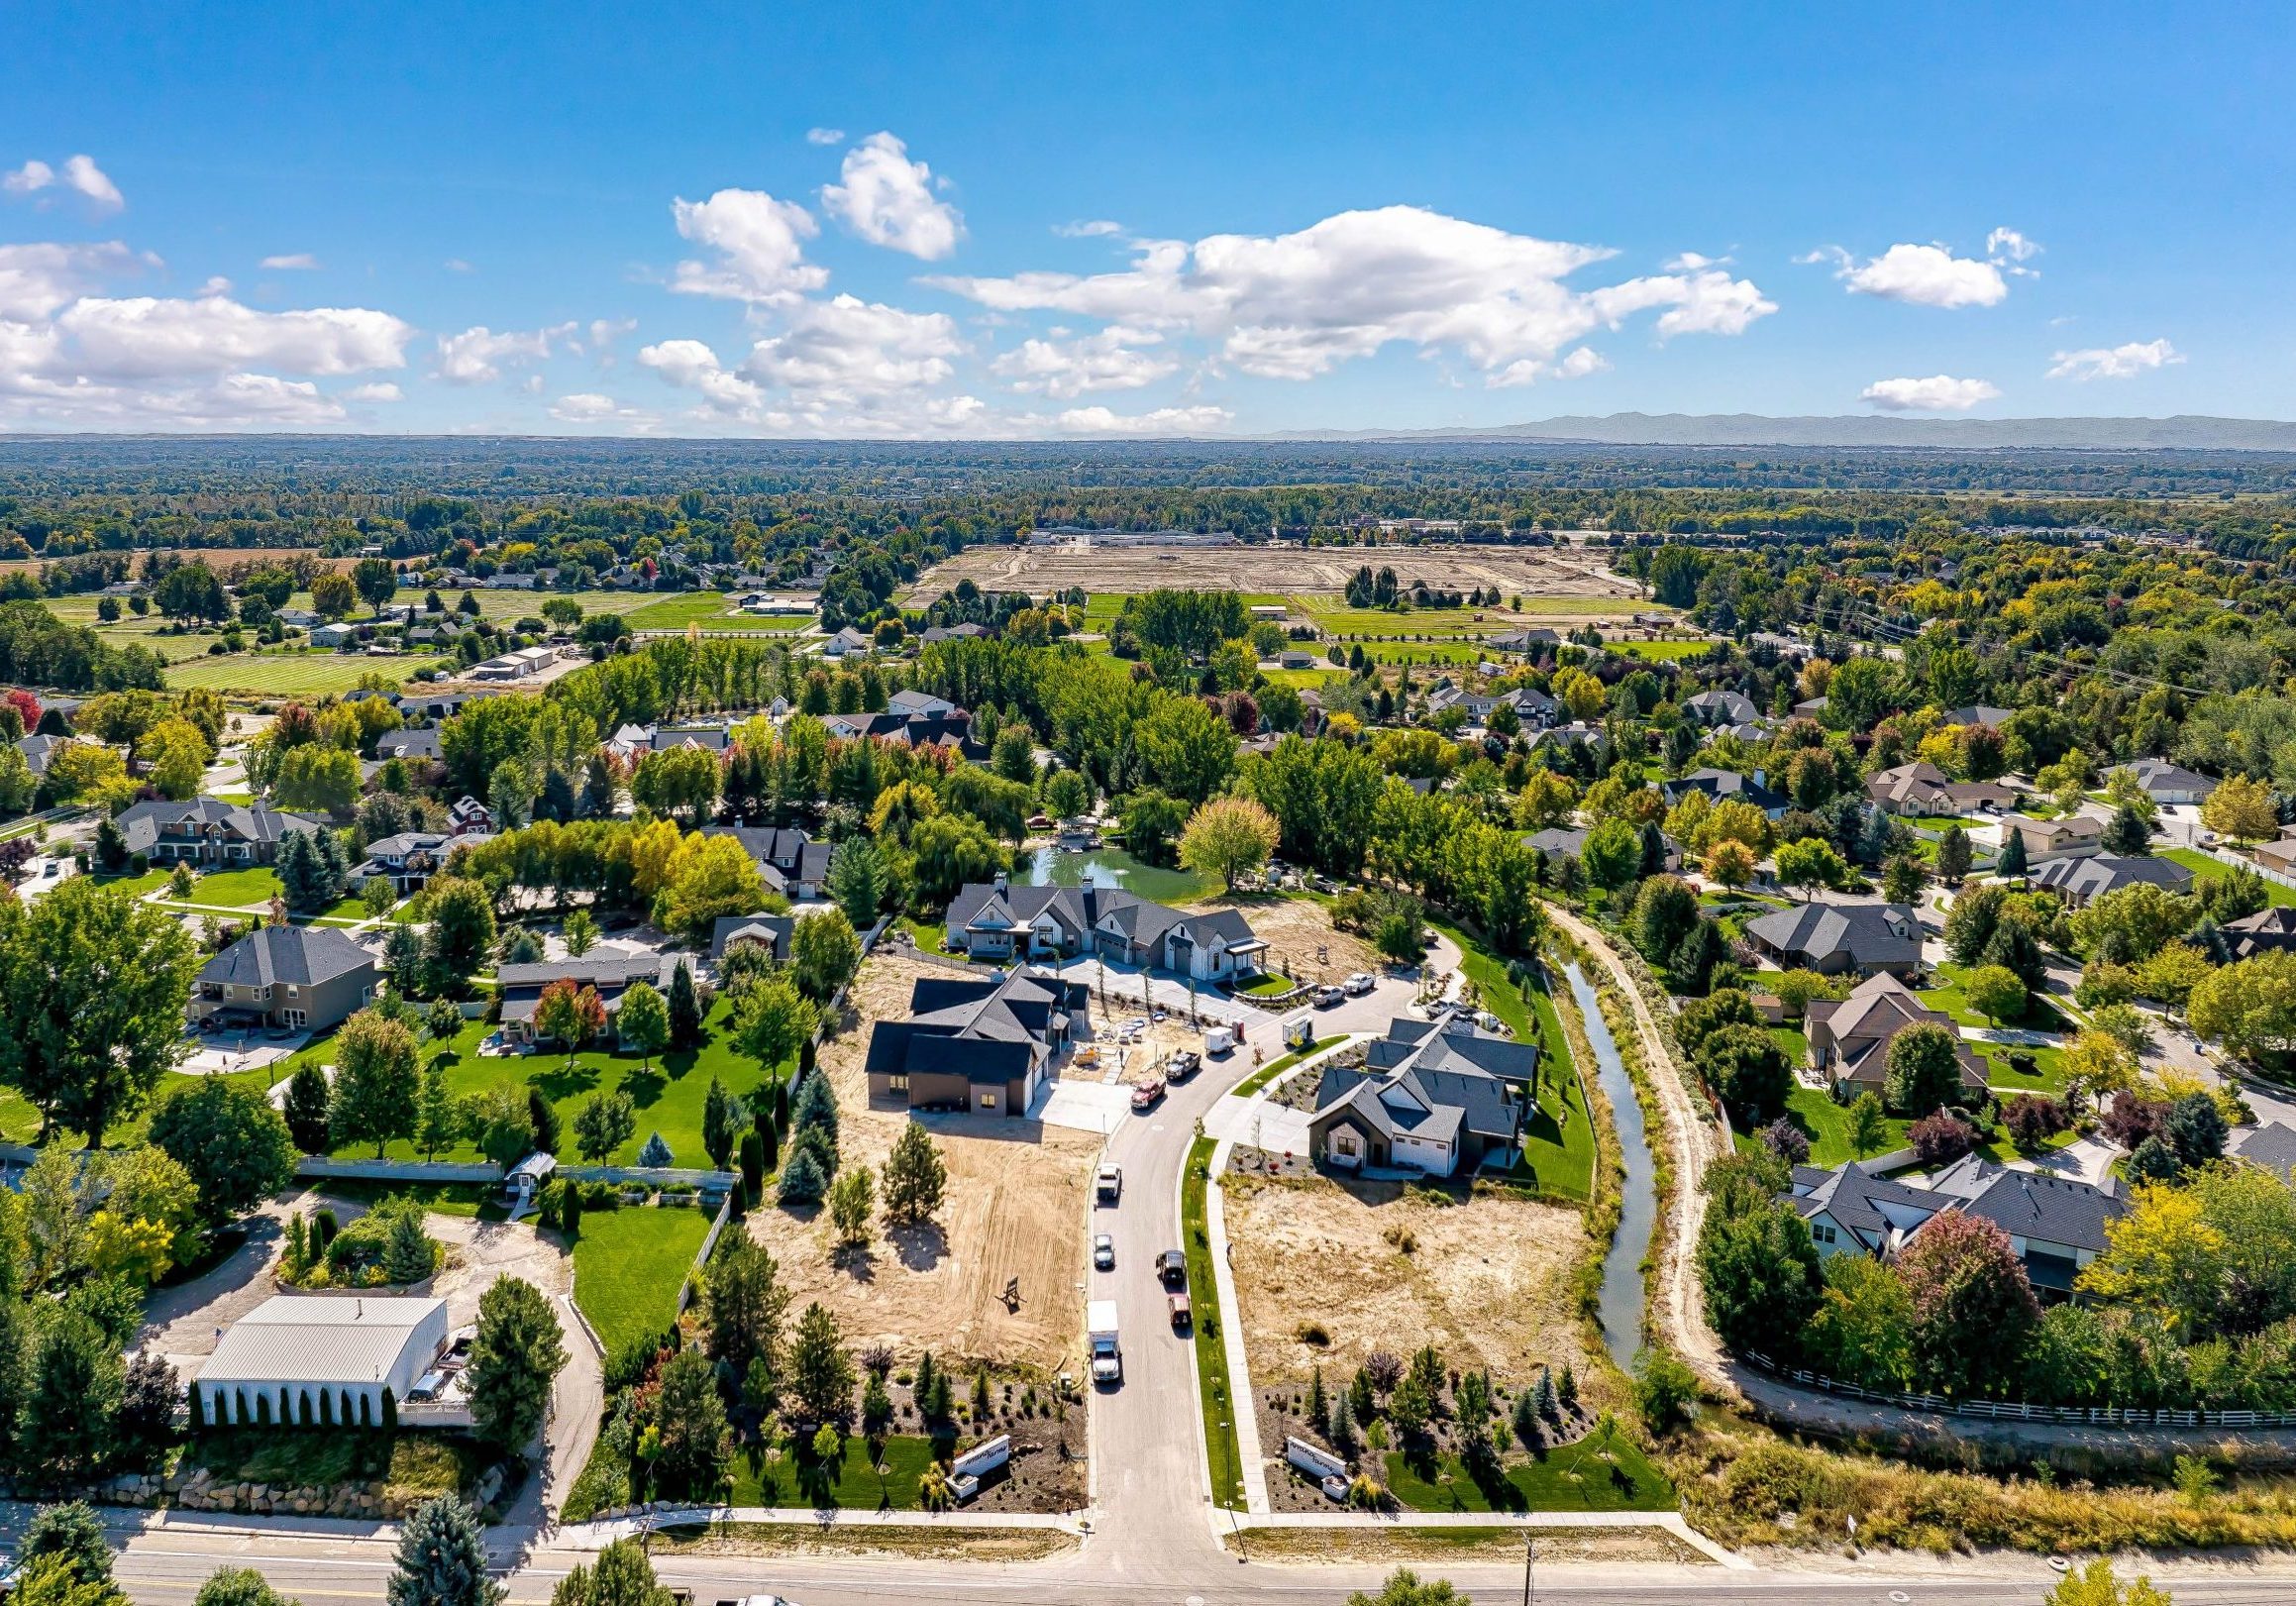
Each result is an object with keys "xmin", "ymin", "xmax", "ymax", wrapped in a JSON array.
[
  {"xmin": 1488, "ymin": 627, "xmax": 1561, "ymax": 655},
  {"xmin": 2122, "ymin": 759, "xmax": 2218, "ymax": 806},
  {"xmin": 710, "ymin": 910, "xmax": 795, "ymax": 962},
  {"xmin": 1937, "ymin": 705, "xmax": 2015, "ymax": 730},
  {"xmin": 310, "ymin": 622, "xmax": 360, "ymax": 649},
  {"xmin": 118, "ymin": 798, "xmax": 327, "ymax": 867},
  {"xmin": 2231, "ymin": 1122, "xmax": 2296, "ymax": 1179},
  {"xmin": 468, "ymin": 645, "xmax": 562, "ymax": 683},
  {"xmin": 15, "ymin": 732, "xmax": 63, "ymax": 777},
  {"xmin": 1663, "ymin": 767, "xmax": 1789, "ymax": 819},
  {"xmin": 916, "ymin": 623, "xmax": 986, "ymax": 645},
  {"xmin": 888, "ymin": 689, "xmax": 959, "ymax": 720},
  {"xmin": 192, "ymin": 924, "xmax": 380, "ymax": 1032},
  {"xmin": 1684, "ymin": 689, "xmax": 1760, "ymax": 727},
  {"xmin": 496, "ymin": 953, "xmax": 677, "ymax": 1044},
  {"xmin": 356, "ymin": 830, "xmax": 467, "ymax": 896},
  {"xmin": 1865, "ymin": 761, "xmax": 2017, "ymax": 817},
  {"xmin": 1308, "ymin": 1016, "xmax": 1534, "ymax": 1178},
  {"xmin": 1743, "ymin": 902, "xmax": 1924, "ymax": 979},
  {"xmin": 1520, "ymin": 825, "xmax": 1682, "ymax": 872},
  {"xmin": 1784, "ymin": 1156, "xmax": 2125, "ymax": 1300},
  {"xmin": 374, "ymin": 727, "xmax": 443, "ymax": 763},
  {"xmin": 820, "ymin": 627, "xmax": 873, "ymax": 659},
  {"xmin": 1805, "ymin": 973, "xmax": 1988, "ymax": 1105},
  {"xmin": 196, "ymin": 1294, "xmax": 450, "ymax": 1429},
  {"xmin": 863, "ymin": 968, "xmax": 1086, "ymax": 1117},
  {"xmin": 943, "ymin": 876, "xmax": 1263, "ymax": 983},
  {"xmin": 2030, "ymin": 851, "xmax": 2192, "ymax": 909},
  {"xmin": 2257, "ymin": 837, "xmax": 2296, "ymax": 879}
]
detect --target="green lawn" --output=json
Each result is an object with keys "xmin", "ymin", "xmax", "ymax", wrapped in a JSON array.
[
  {"xmin": 1425, "ymin": 923, "xmax": 1594, "ymax": 1202},
  {"xmin": 571, "ymin": 1202, "xmax": 712, "ymax": 1359},
  {"xmin": 625, "ymin": 592, "xmax": 814, "ymax": 632},
  {"xmin": 186, "ymin": 866, "xmax": 286, "ymax": 907},
  {"xmin": 1230, "ymin": 1035, "xmax": 1351, "ymax": 1099},
  {"xmin": 1978, "ymin": 1041, "xmax": 2069, "ymax": 1095},
  {"xmin": 162, "ymin": 651, "xmax": 414, "ymax": 697},
  {"xmin": 1607, "ymin": 638, "xmax": 1713, "ymax": 662},
  {"xmin": 1185, "ymin": 1135, "xmax": 1248, "ymax": 1512},
  {"xmin": 1238, "ymin": 975, "xmax": 1298, "ymax": 998},
  {"xmin": 286, "ymin": 997, "xmax": 783, "ymax": 1167},
  {"xmin": 1920, "ymin": 963, "xmax": 2071, "ymax": 1033},
  {"xmin": 2163, "ymin": 848, "xmax": 2296, "ymax": 910},
  {"xmin": 1904, "ymin": 814, "xmax": 1980, "ymax": 832},
  {"xmin": 724, "ymin": 1432, "xmax": 939, "ymax": 1510},
  {"xmin": 1768, "ymin": 1025, "xmax": 1810, "ymax": 1066},
  {"xmin": 1737, "ymin": 1086, "xmax": 1912, "ymax": 1168},
  {"xmin": 1382, "ymin": 1426, "xmax": 1674, "ymax": 1513}
]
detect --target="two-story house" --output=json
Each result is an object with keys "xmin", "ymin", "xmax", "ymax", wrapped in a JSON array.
[
  {"xmin": 117, "ymin": 798, "xmax": 327, "ymax": 867},
  {"xmin": 863, "ymin": 967, "xmax": 1087, "ymax": 1117},
  {"xmin": 192, "ymin": 924, "xmax": 379, "ymax": 1033}
]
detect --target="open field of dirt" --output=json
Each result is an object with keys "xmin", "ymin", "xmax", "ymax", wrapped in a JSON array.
[
  {"xmin": 1213, "ymin": 893, "xmax": 1384, "ymax": 989},
  {"xmin": 910, "ymin": 542, "xmax": 1645, "ymax": 608},
  {"xmin": 1225, "ymin": 1171, "xmax": 1590, "ymax": 1393},
  {"xmin": 742, "ymin": 949, "xmax": 1099, "ymax": 1374}
]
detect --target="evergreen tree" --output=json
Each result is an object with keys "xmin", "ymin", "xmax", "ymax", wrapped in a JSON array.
[
  {"xmin": 24, "ymin": 1502, "xmax": 113, "ymax": 1588},
  {"xmin": 468, "ymin": 1276, "xmax": 567, "ymax": 1450},
  {"xmin": 785, "ymin": 1302, "xmax": 856, "ymax": 1425},
  {"xmin": 24, "ymin": 1315, "xmax": 122, "ymax": 1479},
  {"xmin": 1935, "ymin": 824, "xmax": 1973, "ymax": 884},
  {"xmin": 1328, "ymin": 1389, "xmax": 1356, "ymax": 1452},
  {"xmin": 312, "ymin": 827, "xmax": 352, "ymax": 902},
  {"xmin": 1534, "ymin": 1365, "xmax": 1559, "ymax": 1424},
  {"xmin": 1348, "ymin": 1366, "xmax": 1376, "ymax": 1427},
  {"xmin": 415, "ymin": 1063, "xmax": 459, "ymax": 1160},
  {"xmin": 387, "ymin": 1497, "xmax": 501, "ymax": 1606},
  {"xmin": 1512, "ymin": 1385, "xmax": 1542, "ymax": 1448},
  {"xmin": 778, "ymin": 1146, "xmax": 827, "ymax": 1206},
  {"xmin": 1558, "ymin": 1362, "xmax": 1579, "ymax": 1414},
  {"xmin": 1996, "ymin": 826, "xmax": 2030, "ymax": 880},
  {"xmin": 701, "ymin": 1078, "xmax": 736, "ymax": 1169},
  {"xmin": 274, "ymin": 830, "xmax": 323, "ymax": 911},
  {"xmin": 1307, "ymin": 1365, "xmax": 1328, "ymax": 1430},
  {"xmin": 527, "ymin": 1088, "xmax": 561, "ymax": 1154},
  {"xmin": 881, "ymin": 1120, "xmax": 947, "ymax": 1227},
  {"xmin": 793, "ymin": 1070, "xmax": 840, "ymax": 1145},
  {"xmin": 666, "ymin": 961, "xmax": 703, "ymax": 1051}
]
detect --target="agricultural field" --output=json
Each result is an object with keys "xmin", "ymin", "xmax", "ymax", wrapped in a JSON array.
[
  {"xmin": 912, "ymin": 542, "xmax": 1647, "ymax": 607},
  {"xmin": 624, "ymin": 592, "xmax": 815, "ymax": 632}
]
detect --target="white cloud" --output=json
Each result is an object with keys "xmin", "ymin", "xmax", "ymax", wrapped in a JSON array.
[
  {"xmin": 54, "ymin": 295, "xmax": 413, "ymax": 377},
  {"xmin": 60, "ymin": 156, "xmax": 122, "ymax": 211},
  {"xmin": 936, "ymin": 206, "xmax": 1774, "ymax": 385},
  {"xmin": 805, "ymin": 128, "xmax": 846, "ymax": 147},
  {"xmin": 344, "ymin": 381, "xmax": 402, "ymax": 402},
  {"xmin": 261, "ymin": 253, "xmax": 321, "ymax": 270},
  {"xmin": 443, "ymin": 258, "xmax": 473, "ymax": 272},
  {"xmin": 1860, "ymin": 374, "xmax": 2001, "ymax": 411},
  {"xmin": 1552, "ymin": 346, "xmax": 1610, "ymax": 379},
  {"xmin": 550, "ymin": 392, "xmax": 618, "ymax": 420},
  {"xmin": 820, "ymin": 133, "xmax": 964, "ymax": 261},
  {"xmin": 3, "ymin": 155, "xmax": 121, "ymax": 211},
  {"xmin": 0, "ymin": 242, "xmax": 149, "ymax": 320},
  {"xmin": 1056, "ymin": 404, "xmax": 1231, "ymax": 436},
  {"xmin": 1055, "ymin": 219, "xmax": 1123, "ymax": 239},
  {"xmin": 2, "ymin": 161, "xmax": 53, "ymax": 197},
  {"xmin": 642, "ymin": 294, "xmax": 985, "ymax": 434},
  {"xmin": 1987, "ymin": 227, "xmax": 2041, "ymax": 264},
  {"xmin": 1828, "ymin": 243, "xmax": 2008, "ymax": 309},
  {"xmin": 991, "ymin": 325, "xmax": 1176, "ymax": 397},
  {"xmin": 433, "ymin": 322, "xmax": 577, "ymax": 383},
  {"xmin": 669, "ymin": 188, "xmax": 826, "ymax": 305},
  {"xmin": 2047, "ymin": 338, "xmax": 2183, "ymax": 382}
]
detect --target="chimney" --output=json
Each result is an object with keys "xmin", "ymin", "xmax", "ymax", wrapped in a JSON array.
[
  {"xmin": 992, "ymin": 870, "xmax": 1008, "ymax": 893},
  {"xmin": 1752, "ymin": 768, "xmax": 1767, "ymax": 791}
]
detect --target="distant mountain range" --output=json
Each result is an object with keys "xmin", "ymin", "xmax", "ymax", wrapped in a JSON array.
[{"xmin": 1277, "ymin": 413, "xmax": 2296, "ymax": 451}]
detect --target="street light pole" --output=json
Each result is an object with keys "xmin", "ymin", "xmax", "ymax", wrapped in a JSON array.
[{"xmin": 1521, "ymin": 1532, "xmax": 1535, "ymax": 1606}]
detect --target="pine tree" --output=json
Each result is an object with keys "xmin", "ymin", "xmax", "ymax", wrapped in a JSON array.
[
  {"xmin": 701, "ymin": 1078, "xmax": 736, "ymax": 1169},
  {"xmin": 1558, "ymin": 1362, "xmax": 1579, "ymax": 1414},
  {"xmin": 1348, "ymin": 1366, "xmax": 1376, "ymax": 1427},
  {"xmin": 971, "ymin": 1369, "xmax": 991, "ymax": 1419},
  {"xmin": 388, "ymin": 1496, "xmax": 501, "ymax": 1606},
  {"xmin": 1328, "ymin": 1389, "xmax": 1356, "ymax": 1452},
  {"xmin": 1996, "ymin": 826, "xmax": 2030, "ymax": 880},
  {"xmin": 793, "ymin": 1070, "xmax": 839, "ymax": 1144},
  {"xmin": 1936, "ymin": 824, "xmax": 1973, "ymax": 884},
  {"xmin": 275, "ymin": 830, "xmax": 322, "ymax": 910},
  {"xmin": 1512, "ymin": 1385, "xmax": 1542, "ymax": 1449},
  {"xmin": 1307, "ymin": 1365, "xmax": 1328, "ymax": 1430},
  {"xmin": 313, "ymin": 827, "xmax": 352, "ymax": 903},
  {"xmin": 881, "ymin": 1121, "xmax": 946, "ymax": 1227},
  {"xmin": 528, "ymin": 1088, "xmax": 561, "ymax": 1154},
  {"xmin": 778, "ymin": 1147, "xmax": 827, "ymax": 1206},
  {"xmin": 1534, "ymin": 1365, "xmax": 1560, "ymax": 1425},
  {"xmin": 284, "ymin": 1064, "xmax": 333, "ymax": 1153},
  {"xmin": 914, "ymin": 1351, "xmax": 938, "ymax": 1418},
  {"xmin": 667, "ymin": 961, "xmax": 703, "ymax": 1051}
]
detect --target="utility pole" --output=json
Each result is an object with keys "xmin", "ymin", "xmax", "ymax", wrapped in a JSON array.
[{"xmin": 1521, "ymin": 1533, "xmax": 1535, "ymax": 1606}]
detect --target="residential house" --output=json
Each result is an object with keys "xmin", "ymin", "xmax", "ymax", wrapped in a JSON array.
[
  {"xmin": 1488, "ymin": 627, "xmax": 1561, "ymax": 655},
  {"xmin": 2223, "ymin": 907, "xmax": 2296, "ymax": 961},
  {"xmin": 820, "ymin": 627, "xmax": 873, "ymax": 659},
  {"xmin": 1783, "ymin": 1156, "xmax": 2125, "ymax": 1300},
  {"xmin": 605, "ymin": 723, "xmax": 732, "ymax": 762},
  {"xmin": 1662, "ymin": 767, "xmax": 1789, "ymax": 819},
  {"xmin": 310, "ymin": 622, "xmax": 359, "ymax": 650},
  {"xmin": 916, "ymin": 622, "xmax": 986, "ymax": 646},
  {"xmin": 196, "ymin": 1295, "xmax": 449, "ymax": 1430},
  {"xmin": 374, "ymin": 728, "xmax": 443, "ymax": 763},
  {"xmin": 863, "ymin": 967, "xmax": 1087, "ymax": 1117},
  {"xmin": 1865, "ymin": 761, "xmax": 2018, "ymax": 817},
  {"xmin": 354, "ymin": 823, "xmax": 491, "ymax": 896},
  {"xmin": 192, "ymin": 924, "xmax": 378, "ymax": 1032},
  {"xmin": 2122, "ymin": 759, "xmax": 2218, "ymax": 806},
  {"xmin": 15, "ymin": 732, "xmax": 63, "ymax": 777},
  {"xmin": 496, "ymin": 953, "xmax": 678, "ymax": 1045},
  {"xmin": 2230, "ymin": 1122, "xmax": 2296, "ymax": 1179},
  {"xmin": 117, "ymin": 798, "xmax": 326, "ymax": 867},
  {"xmin": 1308, "ymin": 1015, "xmax": 1534, "ymax": 1177},
  {"xmin": 709, "ymin": 910, "xmax": 795, "ymax": 962},
  {"xmin": 1520, "ymin": 825, "xmax": 1682, "ymax": 872},
  {"xmin": 1938, "ymin": 705, "xmax": 2015, "ymax": 730},
  {"xmin": 1684, "ymin": 689, "xmax": 1760, "ymax": 727},
  {"xmin": 1805, "ymin": 973, "xmax": 1988, "ymax": 1105},
  {"xmin": 447, "ymin": 796, "xmax": 495, "ymax": 835},
  {"xmin": 275, "ymin": 606, "xmax": 319, "ymax": 629},
  {"xmin": 887, "ymin": 689, "xmax": 958, "ymax": 720},
  {"xmin": 700, "ymin": 824, "xmax": 832, "ymax": 901},
  {"xmin": 942, "ymin": 875, "xmax": 1264, "ymax": 983},
  {"xmin": 1525, "ymin": 722, "xmax": 1610, "ymax": 760},
  {"xmin": 2030, "ymin": 852, "xmax": 2192, "ymax": 909},
  {"xmin": 1743, "ymin": 902, "xmax": 1925, "ymax": 979},
  {"xmin": 2257, "ymin": 836, "xmax": 2296, "ymax": 880},
  {"xmin": 468, "ymin": 645, "xmax": 561, "ymax": 683},
  {"xmin": 2004, "ymin": 811, "xmax": 2104, "ymax": 866}
]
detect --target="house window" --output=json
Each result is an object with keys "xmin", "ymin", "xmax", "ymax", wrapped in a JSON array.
[
  {"xmin": 887, "ymin": 1074, "xmax": 908, "ymax": 1094},
  {"xmin": 1335, "ymin": 1134, "xmax": 1358, "ymax": 1158},
  {"xmin": 1815, "ymin": 1224, "xmax": 1836, "ymax": 1245},
  {"xmin": 980, "ymin": 1093, "xmax": 997, "ymax": 1109}
]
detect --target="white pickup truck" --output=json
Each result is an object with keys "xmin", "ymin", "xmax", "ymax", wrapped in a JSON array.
[{"xmin": 1088, "ymin": 1297, "xmax": 1123, "ymax": 1386}]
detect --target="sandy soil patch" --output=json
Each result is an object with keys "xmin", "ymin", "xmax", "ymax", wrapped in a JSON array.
[
  {"xmin": 1202, "ymin": 893, "xmax": 1382, "ymax": 988},
  {"xmin": 423, "ymin": 1213, "xmax": 570, "ymax": 1328},
  {"xmin": 910, "ymin": 544, "xmax": 1643, "ymax": 606},
  {"xmin": 744, "ymin": 949, "xmax": 1099, "ymax": 1373},
  {"xmin": 1226, "ymin": 1172, "xmax": 1589, "ymax": 1392}
]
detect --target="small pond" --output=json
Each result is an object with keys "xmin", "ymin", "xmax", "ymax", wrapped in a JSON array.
[{"xmin": 1017, "ymin": 844, "xmax": 1222, "ymax": 905}]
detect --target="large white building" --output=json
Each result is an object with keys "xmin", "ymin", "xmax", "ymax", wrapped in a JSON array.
[{"xmin": 197, "ymin": 1294, "xmax": 449, "ymax": 1428}]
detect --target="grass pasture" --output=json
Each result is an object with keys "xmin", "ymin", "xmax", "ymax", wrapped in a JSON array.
[{"xmin": 625, "ymin": 592, "xmax": 814, "ymax": 632}]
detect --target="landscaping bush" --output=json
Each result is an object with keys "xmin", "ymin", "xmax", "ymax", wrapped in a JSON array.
[
  {"xmin": 2003, "ymin": 1094, "xmax": 2067, "ymax": 1152},
  {"xmin": 1908, "ymin": 1111, "xmax": 1979, "ymax": 1166}
]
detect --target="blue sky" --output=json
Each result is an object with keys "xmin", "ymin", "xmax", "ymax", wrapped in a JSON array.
[{"xmin": 1, "ymin": 2, "xmax": 2287, "ymax": 436}]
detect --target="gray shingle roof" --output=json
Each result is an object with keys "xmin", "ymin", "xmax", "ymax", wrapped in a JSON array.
[
  {"xmin": 1744, "ymin": 903, "xmax": 1924, "ymax": 971},
  {"xmin": 2030, "ymin": 853, "xmax": 2191, "ymax": 902},
  {"xmin": 198, "ymin": 924, "xmax": 376, "ymax": 990}
]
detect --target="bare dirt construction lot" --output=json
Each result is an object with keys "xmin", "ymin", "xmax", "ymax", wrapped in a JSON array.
[
  {"xmin": 742, "ymin": 949, "xmax": 1099, "ymax": 1374},
  {"xmin": 1210, "ymin": 893, "xmax": 1382, "ymax": 988},
  {"xmin": 1225, "ymin": 1172, "xmax": 1590, "ymax": 1395},
  {"xmin": 909, "ymin": 542, "xmax": 1644, "ymax": 608}
]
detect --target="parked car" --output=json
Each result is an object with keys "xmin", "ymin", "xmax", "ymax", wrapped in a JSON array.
[
  {"xmin": 1156, "ymin": 1248, "xmax": 1188, "ymax": 1286},
  {"xmin": 1313, "ymin": 984, "xmax": 1345, "ymax": 1008},
  {"xmin": 1093, "ymin": 1233, "xmax": 1115, "ymax": 1270},
  {"xmin": 1343, "ymin": 971, "xmax": 1375, "ymax": 996},
  {"xmin": 1131, "ymin": 1078, "xmax": 1165, "ymax": 1112},
  {"xmin": 1168, "ymin": 1291, "xmax": 1193, "ymax": 1330},
  {"xmin": 1167, "ymin": 1049, "xmax": 1200, "ymax": 1081},
  {"xmin": 1096, "ymin": 1164, "xmax": 1122, "ymax": 1204}
]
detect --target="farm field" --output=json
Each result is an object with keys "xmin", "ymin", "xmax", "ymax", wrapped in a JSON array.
[
  {"xmin": 625, "ymin": 592, "xmax": 814, "ymax": 632},
  {"xmin": 912, "ymin": 543, "xmax": 1646, "ymax": 607},
  {"xmin": 161, "ymin": 651, "xmax": 414, "ymax": 697}
]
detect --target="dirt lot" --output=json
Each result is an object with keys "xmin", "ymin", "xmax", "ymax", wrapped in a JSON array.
[
  {"xmin": 1222, "ymin": 1526, "xmax": 1711, "ymax": 1566},
  {"xmin": 909, "ymin": 542, "xmax": 1643, "ymax": 606},
  {"xmin": 0, "ymin": 547, "xmax": 364, "ymax": 577},
  {"xmin": 742, "ymin": 949, "xmax": 1099, "ymax": 1374},
  {"xmin": 1225, "ymin": 1172, "xmax": 1590, "ymax": 1395},
  {"xmin": 1210, "ymin": 893, "xmax": 1383, "ymax": 990}
]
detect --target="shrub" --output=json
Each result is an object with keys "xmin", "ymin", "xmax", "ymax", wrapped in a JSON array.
[
  {"xmin": 1907, "ymin": 1111, "xmax": 1979, "ymax": 1166},
  {"xmin": 1756, "ymin": 1118, "xmax": 1811, "ymax": 1165},
  {"xmin": 2003, "ymin": 1094, "xmax": 2067, "ymax": 1152}
]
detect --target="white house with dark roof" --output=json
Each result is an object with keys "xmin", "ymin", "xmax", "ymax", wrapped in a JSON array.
[
  {"xmin": 496, "ymin": 953, "xmax": 677, "ymax": 1044},
  {"xmin": 2121, "ymin": 759, "xmax": 2218, "ymax": 806},
  {"xmin": 942, "ymin": 876, "xmax": 1263, "ymax": 983},
  {"xmin": 1684, "ymin": 689, "xmax": 1760, "ymax": 727},
  {"xmin": 1308, "ymin": 1016, "xmax": 1535, "ymax": 1177}
]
